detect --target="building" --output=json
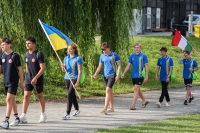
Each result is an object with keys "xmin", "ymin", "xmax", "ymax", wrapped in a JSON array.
[{"xmin": 142, "ymin": 0, "xmax": 200, "ymax": 31}]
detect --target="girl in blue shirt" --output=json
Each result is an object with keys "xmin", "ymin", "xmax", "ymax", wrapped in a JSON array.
[{"xmin": 62, "ymin": 44, "xmax": 83, "ymax": 119}]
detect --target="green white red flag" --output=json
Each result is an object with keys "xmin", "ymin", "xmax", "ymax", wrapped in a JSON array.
[{"xmin": 171, "ymin": 29, "xmax": 192, "ymax": 52}]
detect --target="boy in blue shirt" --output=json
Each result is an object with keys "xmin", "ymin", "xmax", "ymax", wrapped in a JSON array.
[
  {"xmin": 122, "ymin": 42, "xmax": 149, "ymax": 110},
  {"xmin": 155, "ymin": 47, "xmax": 173, "ymax": 107},
  {"xmin": 179, "ymin": 50, "xmax": 198, "ymax": 105},
  {"xmin": 93, "ymin": 42, "xmax": 121, "ymax": 115}
]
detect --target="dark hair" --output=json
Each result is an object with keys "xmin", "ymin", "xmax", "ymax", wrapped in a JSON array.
[
  {"xmin": 26, "ymin": 37, "xmax": 36, "ymax": 44},
  {"xmin": 184, "ymin": 50, "xmax": 190, "ymax": 55},
  {"xmin": 69, "ymin": 43, "xmax": 79, "ymax": 55},
  {"xmin": 160, "ymin": 47, "xmax": 167, "ymax": 52},
  {"xmin": 101, "ymin": 42, "xmax": 110, "ymax": 49},
  {"xmin": 1, "ymin": 38, "xmax": 11, "ymax": 44}
]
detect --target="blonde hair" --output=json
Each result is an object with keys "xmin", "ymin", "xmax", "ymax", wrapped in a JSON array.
[{"xmin": 134, "ymin": 42, "xmax": 142, "ymax": 48}]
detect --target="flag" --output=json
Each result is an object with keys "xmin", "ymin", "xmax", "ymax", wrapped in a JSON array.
[
  {"xmin": 39, "ymin": 20, "xmax": 85, "ymax": 84},
  {"xmin": 40, "ymin": 21, "xmax": 73, "ymax": 50},
  {"xmin": 171, "ymin": 29, "xmax": 192, "ymax": 52}
]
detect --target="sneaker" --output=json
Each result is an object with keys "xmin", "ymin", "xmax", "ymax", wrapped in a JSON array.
[
  {"xmin": 189, "ymin": 96, "xmax": 194, "ymax": 103},
  {"xmin": 0, "ymin": 121, "xmax": 9, "ymax": 129},
  {"xmin": 39, "ymin": 114, "xmax": 47, "ymax": 123},
  {"xmin": 19, "ymin": 115, "xmax": 27, "ymax": 123},
  {"xmin": 72, "ymin": 110, "xmax": 80, "ymax": 116},
  {"xmin": 62, "ymin": 115, "xmax": 70, "ymax": 120},
  {"xmin": 184, "ymin": 100, "xmax": 188, "ymax": 105},
  {"xmin": 156, "ymin": 102, "xmax": 161, "ymax": 108},
  {"xmin": 10, "ymin": 119, "xmax": 20, "ymax": 126}
]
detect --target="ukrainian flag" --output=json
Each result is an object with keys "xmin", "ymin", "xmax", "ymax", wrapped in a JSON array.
[{"xmin": 40, "ymin": 21, "xmax": 73, "ymax": 50}]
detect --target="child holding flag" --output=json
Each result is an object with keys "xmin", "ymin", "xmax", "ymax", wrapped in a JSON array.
[
  {"xmin": 62, "ymin": 43, "xmax": 82, "ymax": 119},
  {"xmin": 179, "ymin": 50, "xmax": 198, "ymax": 105}
]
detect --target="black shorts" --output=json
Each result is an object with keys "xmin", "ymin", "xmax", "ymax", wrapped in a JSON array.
[
  {"xmin": 103, "ymin": 74, "xmax": 116, "ymax": 88},
  {"xmin": 184, "ymin": 79, "xmax": 193, "ymax": 87},
  {"xmin": 24, "ymin": 84, "xmax": 44, "ymax": 93},
  {"xmin": 132, "ymin": 78, "xmax": 144, "ymax": 85},
  {"xmin": 5, "ymin": 87, "xmax": 18, "ymax": 95}
]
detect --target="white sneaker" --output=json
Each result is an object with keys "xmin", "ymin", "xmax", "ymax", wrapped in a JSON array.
[
  {"xmin": 72, "ymin": 110, "xmax": 80, "ymax": 116},
  {"xmin": 20, "ymin": 115, "xmax": 27, "ymax": 123},
  {"xmin": 62, "ymin": 115, "xmax": 70, "ymax": 120},
  {"xmin": 0, "ymin": 121, "xmax": 9, "ymax": 129},
  {"xmin": 156, "ymin": 102, "xmax": 161, "ymax": 108},
  {"xmin": 39, "ymin": 114, "xmax": 47, "ymax": 123},
  {"xmin": 10, "ymin": 119, "xmax": 20, "ymax": 126}
]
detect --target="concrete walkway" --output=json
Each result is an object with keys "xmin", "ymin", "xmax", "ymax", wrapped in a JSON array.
[{"xmin": 0, "ymin": 86, "xmax": 200, "ymax": 133}]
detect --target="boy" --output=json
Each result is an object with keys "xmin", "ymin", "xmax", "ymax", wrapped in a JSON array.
[
  {"xmin": 155, "ymin": 47, "xmax": 173, "ymax": 107},
  {"xmin": 179, "ymin": 50, "xmax": 198, "ymax": 105},
  {"xmin": 0, "ymin": 38, "xmax": 24, "ymax": 129}
]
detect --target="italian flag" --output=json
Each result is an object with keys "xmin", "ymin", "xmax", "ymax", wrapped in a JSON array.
[{"xmin": 171, "ymin": 29, "xmax": 192, "ymax": 52}]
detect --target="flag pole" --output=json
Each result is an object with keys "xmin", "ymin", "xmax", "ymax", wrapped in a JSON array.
[
  {"xmin": 192, "ymin": 48, "xmax": 200, "ymax": 56},
  {"xmin": 38, "ymin": 19, "xmax": 81, "ymax": 99}
]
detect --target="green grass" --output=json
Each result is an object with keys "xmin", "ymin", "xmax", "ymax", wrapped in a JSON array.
[
  {"xmin": 0, "ymin": 36, "xmax": 200, "ymax": 105},
  {"xmin": 95, "ymin": 113, "xmax": 200, "ymax": 133}
]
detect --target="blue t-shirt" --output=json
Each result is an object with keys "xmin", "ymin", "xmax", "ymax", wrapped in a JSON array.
[
  {"xmin": 63, "ymin": 55, "xmax": 83, "ymax": 80},
  {"xmin": 182, "ymin": 58, "xmax": 198, "ymax": 79},
  {"xmin": 99, "ymin": 52, "xmax": 120, "ymax": 77},
  {"xmin": 128, "ymin": 52, "xmax": 148, "ymax": 78},
  {"xmin": 157, "ymin": 56, "xmax": 174, "ymax": 81}
]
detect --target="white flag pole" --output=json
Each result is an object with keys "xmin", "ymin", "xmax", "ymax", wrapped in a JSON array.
[{"xmin": 38, "ymin": 19, "xmax": 81, "ymax": 99}]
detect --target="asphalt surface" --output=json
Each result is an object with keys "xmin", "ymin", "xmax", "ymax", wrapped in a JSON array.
[{"xmin": 0, "ymin": 86, "xmax": 200, "ymax": 133}]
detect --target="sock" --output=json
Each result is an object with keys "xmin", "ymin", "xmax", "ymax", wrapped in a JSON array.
[
  {"xmin": 22, "ymin": 113, "xmax": 26, "ymax": 117},
  {"xmin": 41, "ymin": 112, "xmax": 46, "ymax": 116},
  {"xmin": 5, "ymin": 117, "xmax": 9, "ymax": 122},
  {"xmin": 14, "ymin": 113, "xmax": 19, "ymax": 119}
]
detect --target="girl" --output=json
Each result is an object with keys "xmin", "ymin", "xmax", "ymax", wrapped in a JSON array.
[{"xmin": 62, "ymin": 43, "xmax": 82, "ymax": 119}]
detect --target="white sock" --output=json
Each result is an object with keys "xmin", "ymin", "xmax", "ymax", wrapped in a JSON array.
[
  {"xmin": 41, "ymin": 112, "xmax": 46, "ymax": 116},
  {"xmin": 22, "ymin": 113, "xmax": 26, "ymax": 117}
]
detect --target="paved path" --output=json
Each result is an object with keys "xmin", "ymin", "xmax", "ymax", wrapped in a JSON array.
[{"xmin": 0, "ymin": 87, "xmax": 200, "ymax": 133}]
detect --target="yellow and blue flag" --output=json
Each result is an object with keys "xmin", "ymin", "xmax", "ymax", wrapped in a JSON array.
[{"xmin": 40, "ymin": 21, "xmax": 73, "ymax": 50}]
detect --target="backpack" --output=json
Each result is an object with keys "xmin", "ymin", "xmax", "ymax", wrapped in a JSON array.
[
  {"xmin": 25, "ymin": 51, "xmax": 47, "ymax": 76},
  {"xmin": 1, "ymin": 52, "xmax": 19, "ymax": 73},
  {"xmin": 190, "ymin": 59, "xmax": 198, "ymax": 80},
  {"xmin": 25, "ymin": 51, "xmax": 40, "ymax": 62}
]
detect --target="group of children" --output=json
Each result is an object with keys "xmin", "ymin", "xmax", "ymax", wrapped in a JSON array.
[
  {"xmin": 93, "ymin": 42, "xmax": 198, "ymax": 114},
  {"xmin": 0, "ymin": 39, "xmax": 198, "ymax": 130}
]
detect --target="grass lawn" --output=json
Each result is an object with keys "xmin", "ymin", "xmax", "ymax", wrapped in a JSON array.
[
  {"xmin": 0, "ymin": 36, "xmax": 200, "ymax": 105},
  {"xmin": 95, "ymin": 113, "xmax": 200, "ymax": 133}
]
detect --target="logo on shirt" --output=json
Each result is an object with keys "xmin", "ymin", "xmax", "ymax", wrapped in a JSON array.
[
  {"xmin": 160, "ymin": 62, "xmax": 162, "ymax": 65},
  {"xmin": 32, "ymin": 58, "xmax": 35, "ymax": 62},
  {"xmin": 26, "ymin": 58, "xmax": 28, "ymax": 62},
  {"xmin": 2, "ymin": 58, "xmax": 5, "ymax": 63},
  {"xmin": 8, "ymin": 59, "xmax": 12, "ymax": 63}
]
